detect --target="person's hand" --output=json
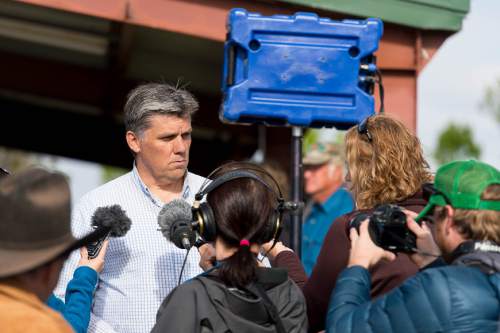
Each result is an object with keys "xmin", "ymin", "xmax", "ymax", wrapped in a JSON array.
[
  {"xmin": 198, "ymin": 243, "xmax": 216, "ymax": 271},
  {"xmin": 78, "ymin": 239, "xmax": 109, "ymax": 273},
  {"xmin": 261, "ymin": 240, "xmax": 293, "ymax": 260},
  {"xmin": 348, "ymin": 220, "xmax": 396, "ymax": 269},
  {"xmin": 404, "ymin": 210, "xmax": 441, "ymax": 268}
]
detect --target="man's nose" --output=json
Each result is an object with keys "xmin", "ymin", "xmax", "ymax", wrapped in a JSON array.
[{"xmin": 173, "ymin": 136, "xmax": 187, "ymax": 153}]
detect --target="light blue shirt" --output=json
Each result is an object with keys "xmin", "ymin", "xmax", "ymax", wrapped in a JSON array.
[
  {"xmin": 302, "ymin": 187, "xmax": 354, "ymax": 275},
  {"xmin": 55, "ymin": 165, "xmax": 205, "ymax": 333}
]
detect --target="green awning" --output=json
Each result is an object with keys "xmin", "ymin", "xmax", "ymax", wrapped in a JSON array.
[{"xmin": 277, "ymin": 0, "xmax": 470, "ymax": 31}]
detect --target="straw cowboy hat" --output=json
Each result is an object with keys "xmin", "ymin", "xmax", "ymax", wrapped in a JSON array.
[{"xmin": 0, "ymin": 168, "xmax": 105, "ymax": 278}]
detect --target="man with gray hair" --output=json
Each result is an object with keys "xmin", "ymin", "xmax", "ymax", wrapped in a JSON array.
[
  {"xmin": 302, "ymin": 142, "xmax": 354, "ymax": 275},
  {"xmin": 55, "ymin": 83, "xmax": 206, "ymax": 332}
]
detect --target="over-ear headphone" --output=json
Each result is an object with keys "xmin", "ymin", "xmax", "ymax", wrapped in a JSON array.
[{"xmin": 192, "ymin": 166, "xmax": 285, "ymax": 244}]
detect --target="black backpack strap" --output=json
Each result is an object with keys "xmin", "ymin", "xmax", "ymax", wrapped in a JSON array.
[{"xmin": 247, "ymin": 282, "xmax": 287, "ymax": 333}]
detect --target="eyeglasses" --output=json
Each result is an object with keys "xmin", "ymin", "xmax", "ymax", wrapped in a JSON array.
[
  {"xmin": 422, "ymin": 183, "xmax": 452, "ymax": 206},
  {"xmin": 420, "ymin": 214, "xmax": 436, "ymax": 225},
  {"xmin": 357, "ymin": 117, "xmax": 372, "ymax": 142}
]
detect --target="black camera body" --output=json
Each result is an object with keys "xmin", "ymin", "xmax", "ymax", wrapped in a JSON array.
[{"xmin": 349, "ymin": 204, "xmax": 417, "ymax": 253}]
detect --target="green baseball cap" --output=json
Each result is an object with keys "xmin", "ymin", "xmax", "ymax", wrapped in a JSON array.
[{"xmin": 416, "ymin": 160, "xmax": 500, "ymax": 221}]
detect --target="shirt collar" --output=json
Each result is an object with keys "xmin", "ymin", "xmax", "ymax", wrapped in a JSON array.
[
  {"xmin": 315, "ymin": 187, "xmax": 348, "ymax": 212},
  {"xmin": 132, "ymin": 163, "xmax": 191, "ymax": 207}
]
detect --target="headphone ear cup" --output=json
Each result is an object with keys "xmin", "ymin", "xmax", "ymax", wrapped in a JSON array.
[
  {"xmin": 261, "ymin": 209, "xmax": 281, "ymax": 243},
  {"xmin": 196, "ymin": 202, "xmax": 217, "ymax": 242},
  {"xmin": 273, "ymin": 210, "xmax": 283, "ymax": 241}
]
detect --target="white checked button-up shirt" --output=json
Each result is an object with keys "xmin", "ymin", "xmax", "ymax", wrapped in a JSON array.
[{"xmin": 55, "ymin": 165, "xmax": 205, "ymax": 332}]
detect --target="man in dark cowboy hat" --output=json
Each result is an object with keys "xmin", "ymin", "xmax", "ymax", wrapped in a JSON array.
[{"xmin": 0, "ymin": 168, "xmax": 104, "ymax": 333}]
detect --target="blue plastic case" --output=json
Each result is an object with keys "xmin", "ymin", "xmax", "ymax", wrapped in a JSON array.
[{"xmin": 221, "ymin": 8, "xmax": 383, "ymax": 128}]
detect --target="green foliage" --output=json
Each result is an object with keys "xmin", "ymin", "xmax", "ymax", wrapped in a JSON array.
[
  {"xmin": 480, "ymin": 78, "xmax": 500, "ymax": 124},
  {"xmin": 303, "ymin": 128, "xmax": 345, "ymax": 153},
  {"xmin": 101, "ymin": 165, "xmax": 127, "ymax": 183},
  {"xmin": 0, "ymin": 146, "xmax": 49, "ymax": 173},
  {"xmin": 303, "ymin": 129, "xmax": 320, "ymax": 152},
  {"xmin": 434, "ymin": 123, "xmax": 481, "ymax": 165},
  {"xmin": 333, "ymin": 130, "xmax": 345, "ymax": 145}
]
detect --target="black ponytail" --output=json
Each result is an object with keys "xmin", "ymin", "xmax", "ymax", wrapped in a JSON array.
[
  {"xmin": 206, "ymin": 165, "xmax": 277, "ymax": 289},
  {"xmin": 218, "ymin": 245, "xmax": 257, "ymax": 289}
]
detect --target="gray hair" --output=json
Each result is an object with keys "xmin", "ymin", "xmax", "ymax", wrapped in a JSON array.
[{"xmin": 124, "ymin": 83, "xmax": 199, "ymax": 134}]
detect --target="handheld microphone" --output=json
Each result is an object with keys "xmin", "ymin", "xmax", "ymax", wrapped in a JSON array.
[
  {"xmin": 87, "ymin": 205, "xmax": 132, "ymax": 259},
  {"xmin": 158, "ymin": 199, "xmax": 196, "ymax": 250}
]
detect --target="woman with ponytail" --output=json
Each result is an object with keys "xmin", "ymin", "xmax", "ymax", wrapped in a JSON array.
[{"xmin": 151, "ymin": 162, "xmax": 307, "ymax": 333}]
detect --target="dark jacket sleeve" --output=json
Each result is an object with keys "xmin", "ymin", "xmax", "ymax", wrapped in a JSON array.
[
  {"xmin": 272, "ymin": 251, "xmax": 308, "ymax": 289},
  {"xmin": 275, "ymin": 279, "xmax": 309, "ymax": 333},
  {"xmin": 302, "ymin": 215, "xmax": 352, "ymax": 332},
  {"xmin": 302, "ymin": 213, "xmax": 419, "ymax": 332},
  {"xmin": 151, "ymin": 282, "xmax": 199, "ymax": 333},
  {"xmin": 47, "ymin": 266, "xmax": 98, "ymax": 333}
]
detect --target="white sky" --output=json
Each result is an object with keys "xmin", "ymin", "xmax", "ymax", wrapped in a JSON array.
[
  {"xmin": 417, "ymin": 0, "xmax": 500, "ymax": 169},
  {"xmin": 54, "ymin": 0, "xmax": 500, "ymax": 203}
]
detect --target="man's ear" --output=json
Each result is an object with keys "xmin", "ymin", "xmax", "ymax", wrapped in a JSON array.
[
  {"xmin": 443, "ymin": 205, "xmax": 455, "ymax": 235},
  {"xmin": 126, "ymin": 131, "xmax": 141, "ymax": 154}
]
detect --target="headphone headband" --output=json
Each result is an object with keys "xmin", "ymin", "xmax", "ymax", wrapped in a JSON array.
[
  {"xmin": 192, "ymin": 163, "xmax": 285, "ymax": 244},
  {"xmin": 196, "ymin": 169, "xmax": 282, "ymax": 203},
  {"xmin": 195, "ymin": 163, "xmax": 284, "ymax": 203}
]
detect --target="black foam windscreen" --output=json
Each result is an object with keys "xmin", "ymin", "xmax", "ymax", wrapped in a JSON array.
[
  {"xmin": 158, "ymin": 199, "xmax": 196, "ymax": 249},
  {"xmin": 87, "ymin": 204, "xmax": 132, "ymax": 259},
  {"xmin": 158, "ymin": 199, "xmax": 192, "ymax": 239},
  {"xmin": 91, "ymin": 205, "xmax": 132, "ymax": 237}
]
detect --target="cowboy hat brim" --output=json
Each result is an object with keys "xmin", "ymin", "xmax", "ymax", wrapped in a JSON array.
[{"xmin": 0, "ymin": 228, "xmax": 108, "ymax": 278}]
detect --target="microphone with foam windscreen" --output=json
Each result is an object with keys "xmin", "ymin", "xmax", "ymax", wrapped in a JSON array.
[
  {"xmin": 87, "ymin": 205, "xmax": 132, "ymax": 259},
  {"xmin": 158, "ymin": 199, "xmax": 196, "ymax": 250}
]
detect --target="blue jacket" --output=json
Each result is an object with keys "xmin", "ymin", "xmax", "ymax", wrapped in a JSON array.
[
  {"xmin": 47, "ymin": 266, "xmax": 98, "ymax": 333},
  {"xmin": 327, "ymin": 260, "xmax": 500, "ymax": 333}
]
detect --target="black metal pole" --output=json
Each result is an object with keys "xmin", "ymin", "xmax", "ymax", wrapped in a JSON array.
[{"xmin": 290, "ymin": 126, "xmax": 303, "ymax": 257}]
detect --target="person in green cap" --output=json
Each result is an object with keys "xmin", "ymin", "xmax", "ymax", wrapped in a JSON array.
[{"xmin": 326, "ymin": 160, "xmax": 500, "ymax": 333}]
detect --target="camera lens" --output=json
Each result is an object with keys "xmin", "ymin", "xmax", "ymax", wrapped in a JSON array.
[
  {"xmin": 391, "ymin": 210, "xmax": 406, "ymax": 224},
  {"xmin": 348, "ymin": 213, "xmax": 370, "ymax": 231}
]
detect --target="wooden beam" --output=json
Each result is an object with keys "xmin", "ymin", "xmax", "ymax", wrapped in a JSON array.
[
  {"xmin": 103, "ymin": 20, "xmax": 135, "ymax": 116},
  {"xmin": 16, "ymin": 0, "xmax": 449, "ymax": 73},
  {"xmin": 0, "ymin": 97, "xmax": 257, "ymax": 174},
  {"xmin": 0, "ymin": 50, "xmax": 108, "ymax": 105}
]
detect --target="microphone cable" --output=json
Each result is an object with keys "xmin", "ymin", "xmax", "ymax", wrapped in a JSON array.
[
  {"xmin": 258, "ymin": 239, "xmax": 278, "ymax": 264},
  {"xmin": 359, "ymin": 64, "xmax": 384, "ymax": 114},
  {"xmin": 178, "ymin": 247, "xmax": 191, "ymax": 286},
  {"xmin": 375, "ymin": 68, "xmax": 385, "ymax": 113}
]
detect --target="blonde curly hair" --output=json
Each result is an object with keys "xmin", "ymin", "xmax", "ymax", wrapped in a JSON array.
[{"xmin": 345, "ymin": 114, "xmax": 432, "ymax": 209}]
